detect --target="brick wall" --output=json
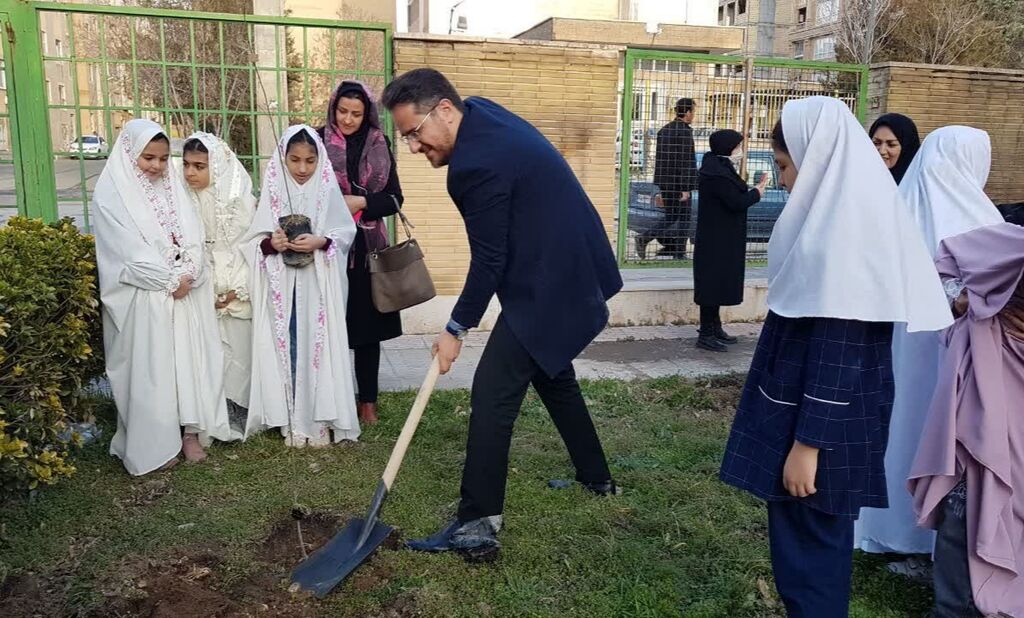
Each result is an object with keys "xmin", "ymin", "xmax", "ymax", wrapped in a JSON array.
[
  {"xmin": 393, "ymin": 35, "xmax": 620, "ymax": 295},
  {"xmin": 868, "ymin": 62, "xmax": 1024, "ymax": 204}
]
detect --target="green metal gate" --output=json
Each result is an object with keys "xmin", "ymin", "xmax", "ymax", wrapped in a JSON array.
[
  {"xmin": 0, "ymin": 0, "xmax": 392, "ymax": 230},
  {"xmin": 617, "ymin": 49, "xmax": 867, "ymax": 265}
]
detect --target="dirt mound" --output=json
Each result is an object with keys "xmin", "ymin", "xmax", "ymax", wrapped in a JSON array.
[{"xmin": 76, "ymin": 511, "xmax": 404, "ymax": 617}]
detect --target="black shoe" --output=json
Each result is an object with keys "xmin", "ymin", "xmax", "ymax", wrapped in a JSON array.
[
  {"xmin": 696, "ymin": 335, "xmax": 728, "ymax": 352},
  {"xmin": 407, "ymin": 516, "xmax": 502, "ymax": 560},
  {"xmin": 406, "ymin": 519, "xmax": 461, "ymax": 553},
  {"xmin": 714, "ymin": 327, "xmax": 738, "ymax": 345},
  {"xmin": 547, "ymin": 479, "xmax": 621, "ymax": 496}
]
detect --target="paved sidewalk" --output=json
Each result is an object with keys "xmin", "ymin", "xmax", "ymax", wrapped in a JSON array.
[{"xmin": 380, "ymin": 323, "xmax": 762, "ymax": 392}]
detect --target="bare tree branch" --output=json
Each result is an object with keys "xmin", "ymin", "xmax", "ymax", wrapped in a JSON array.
[{"xmin": 837, "ymin": 0, "xmax": 904, "ymax": 64}]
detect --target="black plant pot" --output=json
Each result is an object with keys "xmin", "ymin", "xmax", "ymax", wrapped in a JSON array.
[{"xmin": 279, "ymin": 214, "xmax": 314, "ymax": 268}]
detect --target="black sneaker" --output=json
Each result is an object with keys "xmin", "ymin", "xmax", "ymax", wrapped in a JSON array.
[
  {"xmin": 547, "ymin": 479, "xmax": 621, "ymax": 496},
  {"xmin": 696, "ymin": 335, "xmax": 728, "ymax": 352},
  {"xmin": 714, "ymin": 327, "xmax": 738, "ymax": 345}
]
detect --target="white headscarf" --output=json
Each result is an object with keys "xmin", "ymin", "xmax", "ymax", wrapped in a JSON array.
[
  {"xmin": 183, "ymin": 131, "xmax": 255, "ymax": 235},
  {"xmin": 766, "ymin": 97, "xmax": 952, "ymax": 332},
  {"xmin": 92, "ymin": 118, "xmax": 205, "ymax": 329},
  {"xmin": 247, "ymin": 124, "xmax": 339, "ymax": 234},
  {"xmin": 898, "ymin": 126, "xmax": 1004, "ymax": 255}
]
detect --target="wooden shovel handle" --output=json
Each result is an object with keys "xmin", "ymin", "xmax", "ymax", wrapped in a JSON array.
[{"xmin": 381, "ymin": 356, "xmax": 441, "ymax": 489}]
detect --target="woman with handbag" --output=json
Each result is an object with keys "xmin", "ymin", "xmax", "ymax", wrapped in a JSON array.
[{"xmin": 321, "ymin": 80, "xmax": 404, "ymax": 425}]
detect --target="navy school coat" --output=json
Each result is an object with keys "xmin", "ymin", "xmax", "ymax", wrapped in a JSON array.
[
  {"xmin": 719, "ymin": 312, "xmax": 895, "ymax": 517},
  {"xmin": 447, "ymin": 97, "xmax": 623, "ymax": 377}
]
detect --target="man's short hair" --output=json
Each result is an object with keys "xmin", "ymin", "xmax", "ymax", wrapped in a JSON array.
[
  {"xmin": 381, "ymin": 68, "xmax": 465, "ymax": 113},
  {"xmin": 675, "ymin": 98, "xmax": 695, "ymax": 117}
]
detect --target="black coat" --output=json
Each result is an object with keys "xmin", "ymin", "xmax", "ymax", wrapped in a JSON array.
[
  {"xmin": 693, "ymin": 153, "xmax": 761, "ymax": 307},
  {"xmin": 653, "ymin": 119, "xmax": 698, "ymax": 197},
  {"xmin": 448, "ymin": 97, "xmax": 623, "ymax": 377},
  {"xmin": 318, "ymin": 127, "xmax": 404, "ymax": 348}
]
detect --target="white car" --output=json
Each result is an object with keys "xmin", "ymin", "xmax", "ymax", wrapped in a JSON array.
[{"xmin": 68, "ymin": 135, "xmax": 108, "ymax": 158}]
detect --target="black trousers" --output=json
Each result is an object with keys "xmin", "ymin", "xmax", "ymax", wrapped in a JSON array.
[
  {"xmin": 640, "ymin": 193, "xmax": 691, "ymax": 258},
  {"xmin": 930, "ymin": 482, "xmax": 982, "ymax": 617},
  {"xmin": 457, "ymin": 316, "xmax": 613, "ymax": 522},
  {"xmin": 353, "ymin": 343, "xmax": 381, "ymax": 404},
  {"xmin": 768, "ymin": 501, "xmax": 854, "ymax": 618},
  {"xmin": 699, "ymin": 305, "xmax": 721, "ymax": 336}
]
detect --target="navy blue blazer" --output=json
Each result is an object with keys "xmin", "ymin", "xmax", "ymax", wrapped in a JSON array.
[
  {"xmin": 719, "ymin": 312, "xmax": 895, "ymax": 517},
  {"xmin": 447, "ymin": 97, "xmax": 623, "ymax": 376}
]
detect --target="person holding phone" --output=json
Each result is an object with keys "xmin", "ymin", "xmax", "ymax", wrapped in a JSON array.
[{"xmin": 693, "ymin": 129, "xmax": 770, "ymax": 352}]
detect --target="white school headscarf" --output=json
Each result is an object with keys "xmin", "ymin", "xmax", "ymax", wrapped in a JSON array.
[
  {"xmin": 766, "ymin": 97, "xmax": 952, "ymax": 332},
  {"xmin": 183, "ymin": 131, "xmax": 255, "ymax": 234},
  {"xmin": 898, "ymin": 126, "xmax": 1004, "ymax": 255}
]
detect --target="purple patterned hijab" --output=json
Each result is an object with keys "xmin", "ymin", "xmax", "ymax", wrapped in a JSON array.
[{"xmin": 324, "ymin": 80, "xmax": 391, "ymax": 254}]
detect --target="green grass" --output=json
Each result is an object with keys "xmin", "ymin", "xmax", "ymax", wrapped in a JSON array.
[{"xmin": 0, "ymin": 377, "xmax": 932, "ymax": 617}]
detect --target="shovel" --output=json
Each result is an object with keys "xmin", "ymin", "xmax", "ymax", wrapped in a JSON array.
[{"xmin": 290, "ymin": 356, "xmax": 442, "ymax": 598}]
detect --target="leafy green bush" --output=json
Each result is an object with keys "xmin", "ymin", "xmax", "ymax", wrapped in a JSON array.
[{"xmin": 0, "ymin": 217, "xmax": 104, "ymax": 498}]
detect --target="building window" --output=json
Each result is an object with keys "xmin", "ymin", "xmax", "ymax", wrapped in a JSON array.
[
  {"xmin": 632, "ymin": 91, "xmax": 644, "ymax": 121},
  {"xmin": 46, "ymin": 79, "xmax": 52, "ymax": 102},
  {"xmin": 41, "ymin": 30, "xmax": 48, "ymax": 54},
  {"xmin": 55, "ymin": 38, "xmax": 63, "ymax": 56},
  {"xmin": 738, "ymin": 0, "xmax": 747, "ymax": 14},
  {"xmin": 816, "ymin": 0, "xmax": 839, "ymax": 25},
  {"xmin": 793, "ymin": 41, "xmax": 805, "ymax": 59},
  {"xmin": 407, "ymin": 0, "xmax": 425, "ymax": 33},
  {"xmin": 726, "ymin": 2, "xmax": 736, "ymax": 25},
  {"xmin": 718, "ymin": 6, "xmax": 724, "ymax": 25},
  {"xmin": 813, "ymin": 35, "xmax": 837, "ymax": 60},
  {"xmin": 797, "ymin": 7, "xmax": 807, "ymax": 25},
  {"xmin": 58, "ymin": 84, "xmax": 67, "ymax": 104},
  {"xmin": 0, "ymin": 61, "xmax": 6, "ymax": 90}
]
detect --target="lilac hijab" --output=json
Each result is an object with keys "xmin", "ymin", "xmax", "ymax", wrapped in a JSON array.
[
  {"xmin": 324, "ymin": 80, "xmax": 391, "ymax": 254},
  {"xmin": 909, "ymin": 222, "xmax": 1024, "ymax": 616}
]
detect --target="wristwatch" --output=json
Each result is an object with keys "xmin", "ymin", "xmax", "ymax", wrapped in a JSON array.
[{"xmin": 445, "ymin": 319, "xmax": 469, "ymax": 341}]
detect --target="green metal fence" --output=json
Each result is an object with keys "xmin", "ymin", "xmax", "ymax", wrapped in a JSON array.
[
  {"xmin": 0, "ymin": 1, "xmax": 392, "ymax": 230},
  {"xmin": 617, "ymin": 49, "xmax": 868, "ymax": 265}
]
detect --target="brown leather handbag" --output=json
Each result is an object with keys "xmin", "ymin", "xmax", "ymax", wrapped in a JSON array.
[{"xmin": 367, "ymin": 210, "xmax": 436, "ymax": 313}]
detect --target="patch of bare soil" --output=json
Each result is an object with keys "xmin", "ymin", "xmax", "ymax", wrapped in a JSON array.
[{"xmin": 75, "ymin": 511, "xmax": 406, "ymax": 618}]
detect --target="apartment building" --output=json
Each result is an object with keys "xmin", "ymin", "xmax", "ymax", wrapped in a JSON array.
[{"xmin": 717, "ymin": 0, "xmax": 839, "ymax": 59}]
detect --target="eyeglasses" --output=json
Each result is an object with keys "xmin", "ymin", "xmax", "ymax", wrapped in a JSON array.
[{"xmin": 399, "ymin": 104, "xmax": 439, "ymax": 145}]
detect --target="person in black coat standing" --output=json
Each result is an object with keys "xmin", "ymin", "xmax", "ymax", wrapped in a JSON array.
[
  {"xmin": 382, "ymin": 68, "xmax": 622, "ymax": 558},
  {"xmin": 640, "ymin": 98, "xmax": 699, "ymax": 260},
  {"xmin": 320, "ymin": 80, "xmax": 404, "ymax": 425},
  {"xmin": 694, "ymin": 130, "xmax": 768, "ymax": 352}
]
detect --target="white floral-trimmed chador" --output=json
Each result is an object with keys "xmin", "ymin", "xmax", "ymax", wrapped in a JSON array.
[
  {"xmin": 242, "ymin": 124, "xmax": 359, "ymax": 447},
  {"xmin": 183, "ymin": 132, "xmax": 257, "ymax": 409},
  {"xmin": 93, "ymin": 119, "xmax": 238, "ymax": 475}
]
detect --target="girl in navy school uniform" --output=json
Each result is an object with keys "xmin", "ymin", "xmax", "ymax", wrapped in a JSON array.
[{"xmin": 718, "ymin": 97, "xmax": 953, "ymax": 617}]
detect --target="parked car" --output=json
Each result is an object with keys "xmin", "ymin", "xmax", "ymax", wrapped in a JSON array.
[
  {"xmin": 626, "ymin": 150, "xmax": 787, "ymax": 247},
  {"xmin": 67, "ymin": 135, "xmax": 108, "ymax": 158}
]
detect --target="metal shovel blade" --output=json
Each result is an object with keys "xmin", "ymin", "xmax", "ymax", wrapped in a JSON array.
[{"xmin": 290, "ymin": 517, "xmax": 393, "ymax": 598}]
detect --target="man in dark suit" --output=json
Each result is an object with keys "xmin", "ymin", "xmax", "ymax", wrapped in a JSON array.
[
  {"xmin": 640, "ymin": 97, "xmax": 698, "ymax": 260},
  {"xmin": 381, "ymin": 68, "xmax": 622, "ymax": 558}
]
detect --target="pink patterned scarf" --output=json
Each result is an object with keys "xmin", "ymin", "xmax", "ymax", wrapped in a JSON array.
[{"xmin": 324, "ymin": 80, "xmax": 391, "ymax": 261}]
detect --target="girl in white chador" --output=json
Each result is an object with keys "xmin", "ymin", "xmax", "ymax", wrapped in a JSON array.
[
  {"xmin": 92, "ymin": 119, "xmax": 239, "ymax": 475},
  {"xmin": 181, "ymin": 133, "xmax": 257, "ymax": 426},
  {"xmin": 243, "ymin": 125, "xmax": 360, "ymax": 447}
]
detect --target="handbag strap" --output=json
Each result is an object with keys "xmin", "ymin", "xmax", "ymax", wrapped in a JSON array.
[{"xmin": 395, "ymin": 206, "xmax": 415, "ymax": 241}]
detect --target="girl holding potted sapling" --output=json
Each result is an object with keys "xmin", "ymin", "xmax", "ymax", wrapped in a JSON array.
[{"xmin": 243, "ymin": 125, "xmax": 360, "ymax": 447}]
